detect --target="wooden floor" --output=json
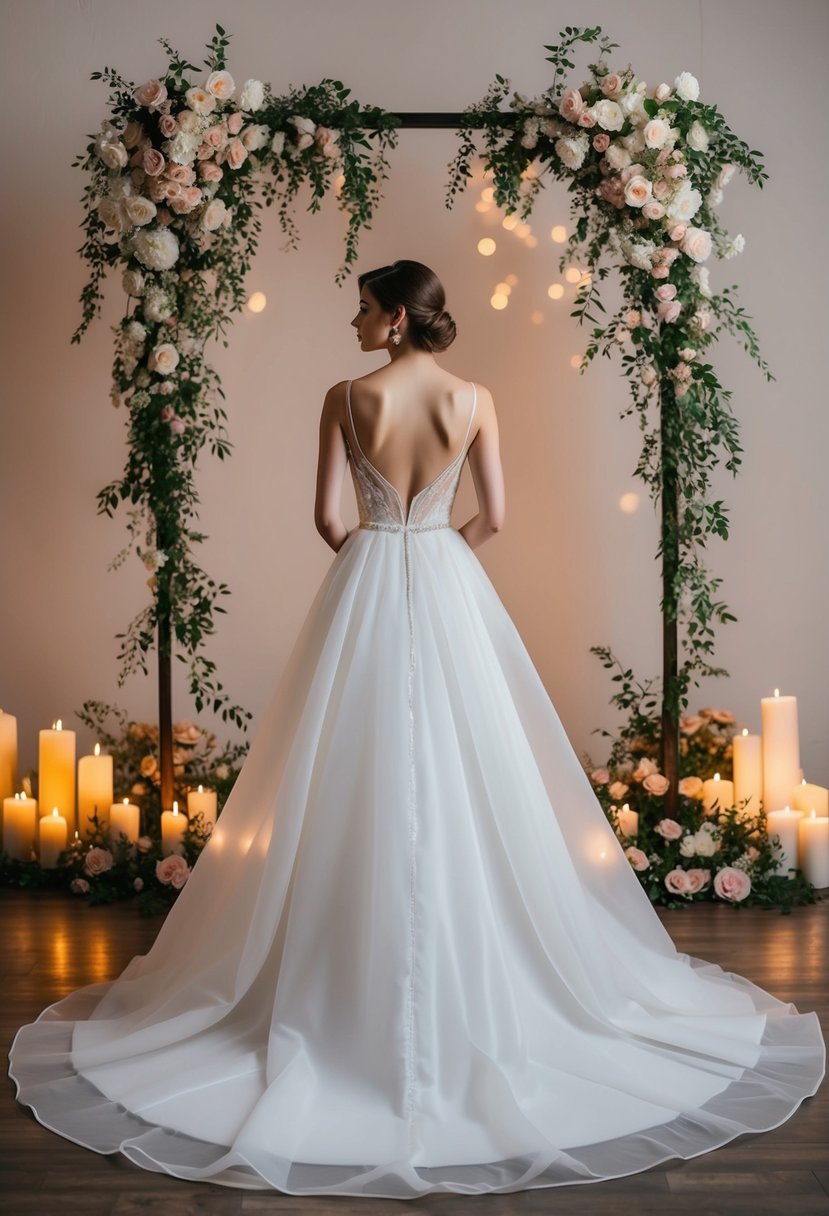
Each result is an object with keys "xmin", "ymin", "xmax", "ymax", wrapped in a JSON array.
[{"xmin": 2, "ymin": 889, "xmax": 827, "ymax": 1215}]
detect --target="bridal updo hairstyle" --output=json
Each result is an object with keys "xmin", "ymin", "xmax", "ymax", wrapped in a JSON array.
[{"xmin": 358, "ymin": 260, "xmax": 457, "ymax": 353}]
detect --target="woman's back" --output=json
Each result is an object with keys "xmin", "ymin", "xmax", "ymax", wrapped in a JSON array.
[{"xmin": 345, "ymin": 368, "xmax": 480, "ymax": 521}]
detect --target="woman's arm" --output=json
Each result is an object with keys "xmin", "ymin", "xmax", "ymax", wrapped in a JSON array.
[
  {"xmin": 314, "ymin": 382, "xmax": 352, "ymax": 552},
  {"xmin": 456, "ymin": 384, "xmax": 505, "ymax": 550}
]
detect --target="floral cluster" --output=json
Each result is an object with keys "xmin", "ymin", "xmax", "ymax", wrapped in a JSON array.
[{"xmin": 584, "ymin": 704, "xmax": 816, "ymax": 910}]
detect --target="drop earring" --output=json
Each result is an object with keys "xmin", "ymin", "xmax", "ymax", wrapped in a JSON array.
[{"xmin": 389, "ymin": 325, "xmax": 401, "ymax": 347}]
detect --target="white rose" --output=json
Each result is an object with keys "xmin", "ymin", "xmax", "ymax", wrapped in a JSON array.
[
  {"xmin": 97, "ymin": 197, "xmax": 127, "ymax": 230},
  {"xmin": 241, "ymin": 123, "xmax": 270, "ymax": 152},
  {"xmin": 674, "ymin": 71, "xmax": 700, "ymax": 102},
  {"xmin": 98, "ymin": 140, "xmax": 129, "ymax": 170},
  {"xmin": 122, "ymin": 269, "xmax": 145, "ymax": 296},
  {"xmin": 202, "ymin": 198, "xmax": 227, "ymax": 231},
  {"xmin": 271, "ymin": 130, "xmax": 286, "ymax": 156},
  {"xmin": 686, "ymin": 120, "xmax": 709, "ymax": 152},
  {"xmin": 185, "ymin": 86, "xmax": 216, "ymax": 116},
  {"xmin": 289, "ymin": 114, "xmax": 317, "ymax": 136},
  {"xmin": 624, "ymin": 174, "xmax": 652, "ymax": 208},
  {"xmin": 123, "ymin": 195, "xmax": 157, "ymax": 226},
  {"xmin": 238, "ymin": 78, "xmax": 265, "ymax": 111},
  {"xmin": 665, "ymin": 181, "xmax": 702, "ymax": 223},
  {"xmin": 693, "ymin": 829, "xmax": 718, "ymax": 857},
  {"xmin": 165, "ymin": 130, "xmax": 201, "ymax": 165},
  {"xmin": 148, "ymin": 342, "xmax": 180, "ymax": 374},
  {"xmin": 643, "ymin": 118, "xmax": 671, "ymax": 149},
  {"xmin": 205, "ymin": 70, "xmax": 236, "ymax": 100},
  {"xmin": 133, "ymin": 226, "xmax": 180, "ymax": 271},
  {"xmin": 593, "ymin": 99, "xmax": 625, "ymax": 132}
]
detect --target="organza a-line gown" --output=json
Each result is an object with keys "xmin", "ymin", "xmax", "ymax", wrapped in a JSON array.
[{"xmin": 8, "ymin": 379, "xmax": 825, "ymax": 1199}]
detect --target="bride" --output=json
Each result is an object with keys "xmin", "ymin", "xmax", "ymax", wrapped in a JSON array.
[{"xmin": 9, "ymin": 259, "xmax": 825, "ymax": 1199}]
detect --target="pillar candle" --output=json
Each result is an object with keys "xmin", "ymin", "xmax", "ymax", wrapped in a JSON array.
[
  {"xmin": 732, "ymin": 729, "xmax": 762, "ymax": 820},
  {"xmin": 78, "ymin": 744, "xmax": 114, "ymax": 838},
  {"xmin": 0, "ymin": 708, "xmax": 18, "ymax": 803},
  {"xmin": 761, "ymin": 690, "xmax": 800, "ymax": 812},
  {"xmin": 2, "ymin": 792, "xmax": 37, "ymax": 861},
  {"xmin": 109, "ymin": 798, "xmax": 140, "ymax": 846},
  {"xmin": 39, "ymin": 719, "xmax": 76, "ymax": 836},
  {"xmin": 39, "ymin": 806, "xmax": 68, "ymax": 868},
  {"xmin": 799, "ymin": 810, "xmax": 829, "ymax": 889},
  {"xmin": 766, "ymin": 805, "xmax": 803, "ymax": 876},
  {"xmin": 791, "ymin": 780, "xmax": 829, "ymax": 817},
  {"xmin": 616, "ymin": 803, "xmax": 639, "ymax": 838},
  {"xmin": 702, "ymin": 772, "xmax": 734, "ymax": 816},
  {"xmin": 187, "ymin": 784, "xmax": 217, "ymax": 830},
  {"xmin": 161, "ymin": 800, "xmax": 187, "ymax": 856}
]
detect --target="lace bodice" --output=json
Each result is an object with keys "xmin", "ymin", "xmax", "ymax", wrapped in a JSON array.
[{"xmin": 344, "ymin": 379, "xmax": 477, "ymax": 532}]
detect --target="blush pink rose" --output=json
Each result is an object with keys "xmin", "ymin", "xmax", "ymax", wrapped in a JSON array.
[
  {"xmin": 227, "ymin": 110, "xmax": 244, "ymax": 135},
  {"xmin": 656, "ymin": 818, "xmax": 683, "ymax": 841},
  {"xmin": 169, "ymin": 417, "xmax": 186, "ymax": 435},
  {"xmin": 165, "ymin": 163, "xmax": 195, "ymax": 184},
  {"xmin": 713, "ymin": 866, "xmax": 752, "ymax": 902},
  {"xmin": 590, "ymin": 768, "xmax": 610, "ymax": 785},
  {"xmin": 143, "ymin": 147, "xmax": 165, "ymax": 176},
  {"xmin": 600, "ymin": 73, "xmax": 624, "ymax": 99},
  {"xmin": 198, "ymin": 161, "xmax": 223, "ymax": 182},
  {"xmin": 657, "ymin": 299, "xmax": 682, "ymax": 324},
  {"xmin": 84, "ymin": 846, "xmax": 114, "ymax": 875},
  {"xmin": 559, "ymin": 89, "xmax": 584, "ymax": 122},
  {"xmin": 655, "ymin": 283, "xmax": 678, "ymax": 301},
  {"xmin": 225, "ymin": 138, "xmax": 248, "ymax": 170},
  {"xmin": 685, "ymin": 868, "xmax": 711, "ymax": 894},
  {"xmin": 592, "ymin": 132, "xmax": 610, "ymax": 153},
  {"xmin": 156, "ymin": 854, "xmax": 191, "ymax": 887},
  {"xmin": 664, "ymin": 163, "xmax": 687, "ymax": 179},
  {"xmin": 625, "ymin": 846, "xmax": 650, "ymax": 872},
  {"xmin": 643, "ymin": 773, "xmax": 670, "ymax": 795},
  {"xmin": 135, "ymin": 79, "xmax": 167, "ymax": 109},
  {"xmin": 664, "ymin": 867, "xmax": 693, "ymax": 896},
  {"xmin": 158, "ymin": 114, "xmax": 178, "ymax": 137},
  {"xmin": 642, "ymin": 200, "xmax": 665, "ymax": 220},
  {"xmin": 159, "ymin": 403, "xmax": 175, "ymax": 422}
]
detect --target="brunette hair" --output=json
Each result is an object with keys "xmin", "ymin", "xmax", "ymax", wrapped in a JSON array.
[{"xmin": 357, "ymin": 260, "xmax": 457, "ymax": 353}]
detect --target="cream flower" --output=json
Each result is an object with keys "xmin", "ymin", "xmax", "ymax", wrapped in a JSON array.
[{"xmin": 205, "ymin": 70, "xmax": 236, "ymax": 100}]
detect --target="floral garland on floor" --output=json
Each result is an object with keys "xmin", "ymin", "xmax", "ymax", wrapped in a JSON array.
[
  {"xmin": 581, "ymin": 694, "xmax": 816, "ymax": 911},
  {"xmin": 445, "ymin": 26, "xmax": 767, "ymax": 723},
  {"xmin": 75, "ymin": 24, "xmax": 398, "ymax": 728}
]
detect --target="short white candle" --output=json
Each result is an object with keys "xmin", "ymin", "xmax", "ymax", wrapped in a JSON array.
[
  {"xmin": 799, "ymin": 810, "xmax": 829, "ymax": 888},
  {"xmin": 109, "ymin": 798, "xmax": 140, "ymax": 846},
  {"xmin": 702, "ymin": 772, "xmax": 734, "ymax": 816},
  {"xmin": 161, "ymin": 800, "xmax": 187, "ymax": 856},
  {"xmin": 766, "ymin": 805, "xmax": 803, "ymax": 876},
  {"xmin": 39, "ymin": 719, "xmax": 77, "ymax": 836},
  {"xmin": 761, "ymin": 690, "xmax": 800, "ymax": 812},
  {"xmin": 187, "ymin": 784, "xmax": 217, "ymax": 830},
  {"xmin": 2, "ymin": 791, "xmax": 37, "ymax": 861},
  {"xmin": 732, "ymin": 729, "xmax": 762, "ymax": 820},
  {"xmin": 39, "ymin": 806, "xmax": 68, "ymax": 868},
  {"xmin": 616, "ymin": 803, "xmax": 639, "ymax": 838},
  {"xmin": 791, "ymin": 780, "xmax": 829, "ymax": 817},
  {"xmin": 78, "ymin": 744, "xmax": 114, "ymax": 838}
]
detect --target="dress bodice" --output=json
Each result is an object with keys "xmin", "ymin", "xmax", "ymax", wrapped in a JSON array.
[{"xmin": 344, "ymin": 379, "xmax": 477, "ymax": 532}]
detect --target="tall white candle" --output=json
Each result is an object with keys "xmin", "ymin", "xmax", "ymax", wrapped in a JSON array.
[
  {"xmin": 39, "ymin": 719, "xmax": 76, "ymax": 836},
  {"xmin": 39, "ymin": 806, "xmax": 68, "ymax": 868},
  {"xmin": 702, "ymin": 772, "xmax": 734, "ymax": 816},
  {"xmin": 798, "ymin": 810, "xmax": 829, "ymax": 889},
  {"xmin": 109, "ymin": 798, "xmax": 140, "ymax": 846},
  {"xmin": 791, "ymin": 780, "xmax": 829, "ymax": 817},
  {"xmin": 761, "ymin": 690, "xmax": 800, "ymax": 812},
  {"xmin": 78, "ymin": 744, "xmax": 114, "ymax": 838},
  {"xmin": 187, "ymin": 784, "xmax": 217, "ymax": 831},
  {"xmin": 2, "ymin": 792, "xmax": 37, "ymax": 861},
  {"xmin": 766, "ymin": 805, "xmax": 803, "ymax": 876},
  {"xmin": 732, "ymin": 729, "xmax": 762, "ymax": 820},
  {"xmin": 0, "ymin": 708, "xmax": 18, "ymax": 806},
  {"xmin": 161, "ymin": 800, "xmax": 187, "ymax": 856}
]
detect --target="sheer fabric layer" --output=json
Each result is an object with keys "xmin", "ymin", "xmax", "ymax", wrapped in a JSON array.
[{"xmin": 8, "ymin": 413, "xmax": 826, "ymax": 1197}]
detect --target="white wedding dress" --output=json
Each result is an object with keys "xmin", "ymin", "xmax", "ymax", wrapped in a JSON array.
[{"xmin": 8, "ymin": 379, "xmax": 825, "ymax": 1198}]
